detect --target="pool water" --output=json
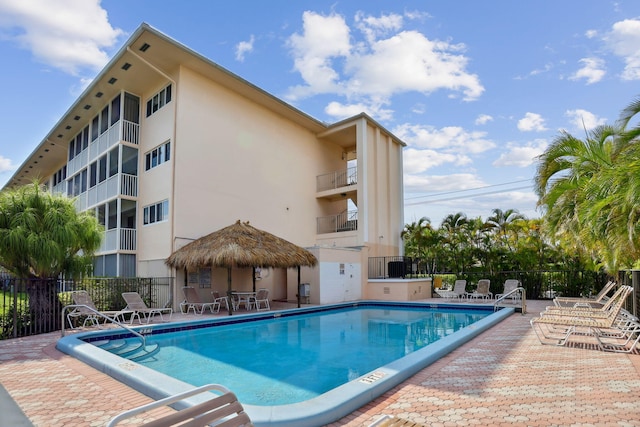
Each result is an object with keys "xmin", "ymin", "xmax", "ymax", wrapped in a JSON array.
[{"xmin": 98, "ymin": 305, "xmax": 488, "ymax": 405}]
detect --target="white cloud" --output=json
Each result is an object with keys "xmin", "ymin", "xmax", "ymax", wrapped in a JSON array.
[
  {"xmin": 585, "ymin": 29, "xmax": 598, "ymax": 39},
  {"xmin": 604, "ymin": 18, "xmax": 640, "ymax": 80},
  {"xmin": 324, "ymin": 100, "xmax": 393, "ymax": 121},
  {"xmin": 565, "ymin": 109, "xmax": 607, "ymax": 131},
  {"xmin": 354, "ymin": 11, "xmax": 403, "ymax": 44},
  {"xmin": 517, "ymin": 112, "xmax": 548, "ymax": 132},
  {"xmin": 0, "ymin": 0, "xmax": 123, "ymax": 75},
  {"xmin": 235, "ymin": 35, "xmax": 255, "ymax": 62},
  {"xmin": 493, "ymin": 139, "xmax": 548, "ymax": 167},
  {"xmin": 569, "ymin": 57, "xmax": 606, "ymax": 84},
  {"xmin": 286, "ymin": 11, "xmax": 351, "ymax": 97},
  {"xmin": 394, "ymin": 123, "xmax": 495, "ymax": 154},
  {"xmin": 403, "ymin": 148, "xmax": 471, "ymax": 174},
  {"xmin": 0, "ymin": 155, "xmax": 16, "ymax": 173},
  {"xmin": 404, "ymin": 173, "xmax": 485, "ymax": 195},
  {"xmin": 475, "ymin": 114, "xmax": 493, "ymax": 125},
  {"xmin": 286, "ymin": 11, "xmax": 484, "ymax": 117}
]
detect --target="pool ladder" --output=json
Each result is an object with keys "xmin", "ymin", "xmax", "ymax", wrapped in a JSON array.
[
  {"xmin": 61, "ymin": 304, "xmax": 147, "ymax": 346},
  {"xmin": 493, "ymin": 287, "xmax": 527, "ymax": 314}
]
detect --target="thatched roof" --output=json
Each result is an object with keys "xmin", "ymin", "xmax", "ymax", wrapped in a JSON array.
[{"xmin": 165, "ymin": 220, "xmax": 318, "ymax": 271}]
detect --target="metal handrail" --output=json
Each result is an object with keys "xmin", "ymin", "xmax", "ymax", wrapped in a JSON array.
[
  {"xmin": 493, "ymin": 287, "xmax": 527, "ymax": 314},
  {"xmin": 61, "ymin": 304, "xmax": 146, "ymax": 346}
]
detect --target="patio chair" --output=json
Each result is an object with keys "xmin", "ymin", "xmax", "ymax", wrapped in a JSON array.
[
  {"xmin": 467, "ymin": 279, "xmax": 492, "ymax": 300},
  {"xmin": 530, "ymin": 285, "xmax": 633, "ymax": 350},
  {"xmin": 553, "ymin": 280, "xmax": 616, "ymax": 308},
  {"xmin": 436, "ymin": 280, "xmax": 467, "ymax": 301},
  {"xmin": 181, "ymin": 287, "xmax": 220, "ymax": 314},
  {"xmin": 541, "ymin": 284, "xmax": 631, "ymax": 319},
  {"xmin": 67, "ymin": 290, "xmax": 131, "ymax": 328},
  {"xmin": 212, "ymin": 290, "xmax": 230, "ymax": 310},
  {"xmin": 495, "ymin": 279, "xmax": 521, "ymax": 303},
  {"xmin": 251, "ymin": 288, "xmax": 270, "ymax": 311},
  {"xmin": 122, "ymin": 292, "xmax": 173, "ymax": 324},
  {"xmin": 106, "ymin": 383, "xmax": 253, "ymax": 427}
]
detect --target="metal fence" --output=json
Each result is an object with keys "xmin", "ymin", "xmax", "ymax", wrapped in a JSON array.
[{"xmin": 0, "ymin": 276, "xmax": 173, "ymax": 340}]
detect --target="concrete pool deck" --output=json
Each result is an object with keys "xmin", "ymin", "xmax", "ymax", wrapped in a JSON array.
[{"xmin": 1, "ymin": 299, "xmax": 640, "ymax": 426}]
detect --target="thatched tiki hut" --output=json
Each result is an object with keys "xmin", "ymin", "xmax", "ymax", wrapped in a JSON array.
[{"xmin": 165, "ymin": 220, "xmax": 318, "ymax": 314}]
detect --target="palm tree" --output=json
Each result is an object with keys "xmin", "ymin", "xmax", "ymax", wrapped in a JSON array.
[
  {"xmin": 0, "ymin": 181, "xmax": 103, "ymax": 329},
  {"xmin": 534, "ymin": 120, "xmax": 627, "ymax": 273},
  {"xmin": 485, "ymin": 208, "xmax": 525, "ymax": 251}
]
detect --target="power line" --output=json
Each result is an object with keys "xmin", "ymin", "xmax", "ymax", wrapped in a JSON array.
[
  {"xmin": 405, "ymin": 185, "xmax": 532, "ymax": 206},
  {"xmin": 404, "ymin": 179, "xmax": 532, "ymax": 201}
]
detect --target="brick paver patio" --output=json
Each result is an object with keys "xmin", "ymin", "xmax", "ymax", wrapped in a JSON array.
[{"xmin": 1, "ymin": 300, "xmax": 639, "ymax": 426}]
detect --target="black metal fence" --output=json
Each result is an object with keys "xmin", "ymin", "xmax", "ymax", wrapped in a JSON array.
[{"xmin": 0, "ymin": 276, "xmax": 173, "ymax": 340}]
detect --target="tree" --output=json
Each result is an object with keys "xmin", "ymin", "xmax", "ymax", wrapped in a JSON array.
[
  {"xmin": 534, "ymin": 124, "xmax": 621, "ymax": 272},
  {"xmin": 0, "ymin": 181, "xmax": 103, "ymax": 329}
]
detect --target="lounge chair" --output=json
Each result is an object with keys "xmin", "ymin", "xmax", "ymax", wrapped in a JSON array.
[
  {"xmin": 467, "ymin": 279, "xmax": 492, "ymax": 300},
  {"xmin": 67, "ymin": 290, "xmax": 131, "ymax": 328},
  {"xmin": 541, "ymin": 284, "xmax": 630, "ymax": 319},
  {"xmin": 553, "ymin": 280, "xmax": 616, "ymax": 308},
  {"xmin": 530, "ymin": 285, "xmax": 633, "ymax": 350},
  {"xmin": 122, "ymin": 292, "xmax": 173, "ymax": 324},
  {"xmin": 181, "ymin": 287, "xmax": 220, "ymax": 314},
  {"xmin": 369, "ymin": 414, "xmax": 427, "ymax": 427},
  {"xmin": 106, "ymin": 383, "xmax": 253, "ymax": 427},
  {"xmin": 212, "ymin": 290, "xmax": 230, "ymax": 310},
  {"xmin": 436, "ymin": 280, "xmax": 467, "ymax": 301},
  {"xmin": 251, "ymin": 288, "xmax": 270, "ymax": 311},
  {"xmin": 495, "ymin": 279, "xmax": 521, "ymax": 303}
]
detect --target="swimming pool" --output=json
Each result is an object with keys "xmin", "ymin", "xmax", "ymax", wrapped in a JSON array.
[{"xmin": 57, "ymin": 301, "xmax": 514, "ymax": 426}]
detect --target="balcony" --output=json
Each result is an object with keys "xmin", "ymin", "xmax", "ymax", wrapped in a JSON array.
[
  {"xmin": 88, "ymin": 119, "xmax": 140, "ymax": 162},
  {"xmin": 317, "ymin": 210, "xmax": 358, "ymax": 234},
  {"xmin": 100, "ymin": 227, "xmax": 136, "ymax": 252},
  {"xmin": 316, "ymin": 166, "xmax": 357, "ymax": 192},
  {"xmin": 86, "ymin": 173, "xmax": 138, "ymax": 207}
]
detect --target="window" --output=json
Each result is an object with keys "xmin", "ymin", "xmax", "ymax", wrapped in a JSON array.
[
  {"xmin": 143, "ymin": 200, "xmax": 169, "ymax": 225},
  {"xmin": 145, "ymin": 141, "xmax": 170, "ymax": 171},
  {"xmin": 145, "ymin": 84, "xmax": 172, "ymax": 117}
]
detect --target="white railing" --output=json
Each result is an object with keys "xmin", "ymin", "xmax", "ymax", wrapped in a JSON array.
[
  {"xmin": 317, "ymin": 210, "xmax": 358, "ymax": 234},
  {"xmin": 88, "ymin": 120, "xmax": 140, "ymax": 161},
  {"xmin": 99, "ymin": 228, "xmax": 136, "ymax": 252},
  {"xmin": 121, "ymin": 173, "xmax": 138, "ymax": 197},
  {"xmin": 316, "ymin": 166, "xmax": 357, "ymax": 192},
  {"xmin": 67, "ymin": 148, "xmax": 89, "ymax": 176},
  {"xmin": 493, "ymin": 287, "xmax": 527, "ymax": 314},
  {"xmin": 120, "ymin": 228, "xmax": 136, "ymax": 251},
  {"xmin": 122, "ymin": 120, "xmax": 139, "ymax": 145}
]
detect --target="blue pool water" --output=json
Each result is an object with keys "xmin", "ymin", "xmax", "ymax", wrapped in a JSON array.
[
  {"xmin": 57, "ymin": 301, "xmax": 514, "ymax": 427},
  {"xmin": 104, "ymin": 305, "xmax": 486, "ymax": 405}
]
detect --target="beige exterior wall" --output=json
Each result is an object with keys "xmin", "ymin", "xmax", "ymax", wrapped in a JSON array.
[{"xmin": 6, "ymin": 24, "xmax": 408, "ymax": 305}]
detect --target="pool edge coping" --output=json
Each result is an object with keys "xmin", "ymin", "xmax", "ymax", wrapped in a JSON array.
[{"xmin": 56, "ymin": 301, "xmax": 515, "ymax": 427}]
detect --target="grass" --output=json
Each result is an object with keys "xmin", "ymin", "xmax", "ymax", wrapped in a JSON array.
[{"xmin": 0, "ymin": 291, "xmax": 28, "ymax": 316}]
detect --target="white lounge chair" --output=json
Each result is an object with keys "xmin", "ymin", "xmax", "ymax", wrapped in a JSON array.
[
  {"xmin": 122, "ymin": 292, "xmax": 173, "ymax": 324},
  {"xmin": 106, "ymin": 383, "xmax": 253, "ymax": 427},
  {"xmin": 181, "ymin": 287, "xmax": 220, "ymax": 314},
  {"xmin": 436, "ymin": 280, "xmax": 467, "ymax": 301},
  {"xmin": 495, "ymin": 279, "xmax": 521, "ymax": 303},
  {"xmin": 553, "ymin": 280, "xmax": 616, "ymax": 308},
  {"xmin": 66, "ymin": 290, "xmax": 131, "ymax": 328},
  {"xmin": 530, "ymin": 285, "xmax": 634, "ymax": 350},
  {"xmin": 467, "ymin": 279, "xmax": 492, "ymax": 300}
]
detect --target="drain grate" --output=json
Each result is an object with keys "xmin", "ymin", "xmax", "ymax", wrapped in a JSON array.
[{"xmin": 359, "ymin": 371, "xmax": 386, "ymax": 384}]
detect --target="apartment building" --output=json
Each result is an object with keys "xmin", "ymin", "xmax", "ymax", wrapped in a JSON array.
[{"xmin": 5, "ymin": 23, "xmax": 405, "ymax": 304}]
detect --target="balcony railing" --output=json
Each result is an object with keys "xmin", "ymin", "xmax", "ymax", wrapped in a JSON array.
[
  {"xmin": 89, "ymin": 119, "xmax": 140, "ymax": 161},
  {"xmin": 317, "ymin": 210, "xmax": 358, "ymax": 234},
  {"xmin": 100, "ymin": 227, "xmax": 137, "ymax": 252},
  {"xmin": 87, "ymin": 173, "xmax": 138, "ymax": 207},
  {"xmin": 316, "ymin": 166, "xmax": 357, "ymax": 192}
]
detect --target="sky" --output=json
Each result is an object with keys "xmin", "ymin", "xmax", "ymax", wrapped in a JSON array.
[{"xmin": 0, "ymin": 0, "xmax": 639, "ymax": 227}]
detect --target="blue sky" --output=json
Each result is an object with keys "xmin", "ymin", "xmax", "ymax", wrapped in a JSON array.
[{"xmin": 1, "ymin": 0, "xmax": 639, "ymax": 226}]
